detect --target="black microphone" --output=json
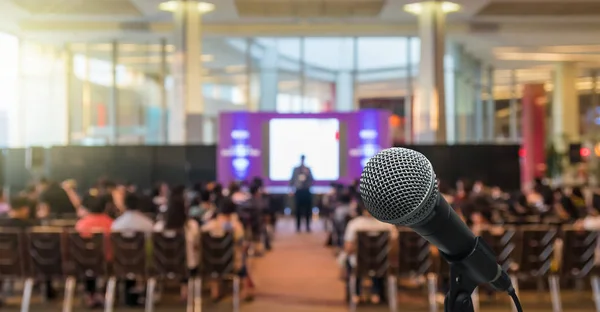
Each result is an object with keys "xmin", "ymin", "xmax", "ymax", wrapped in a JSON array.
[{"xmin": 359, "ymin": 147, "xmax": 512, "ymax": 292}]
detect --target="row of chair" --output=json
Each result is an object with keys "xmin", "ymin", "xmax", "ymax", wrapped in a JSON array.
[
  {"xmin": 0, "ymin": 227, "xmax": 238, "ymax": 312},
  {"xmin": 351, "ymin": 225, "xmax": 600, "ymax": 312}
]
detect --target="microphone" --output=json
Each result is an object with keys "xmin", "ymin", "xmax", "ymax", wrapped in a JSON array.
[{"xmin": 359, "ymin": 147, "xmax": 513, "ymax": 293}]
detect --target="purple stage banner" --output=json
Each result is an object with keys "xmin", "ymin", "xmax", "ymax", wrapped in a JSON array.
[{"xmin": 217, "ymin": 110, "xmax": 391, "ymax": 188}]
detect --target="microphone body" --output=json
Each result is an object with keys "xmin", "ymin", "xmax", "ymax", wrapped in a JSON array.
[
  {"xmin": 359, "ymin": 147, "xmax": 512, "ymax": 291},
  {"xmin": 412, "ymin": 194, "xmax": 511, "ymax": 291}
]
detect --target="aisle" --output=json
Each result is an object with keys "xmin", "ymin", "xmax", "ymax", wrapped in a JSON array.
[{"xmin": 245, "ymin": 218, "xmax": 347, "ymax": 312}]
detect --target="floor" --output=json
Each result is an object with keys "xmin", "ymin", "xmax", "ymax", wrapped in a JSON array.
[{"xmin": 4, "ymin": 218, "xmax": 599, "ymax": 311}]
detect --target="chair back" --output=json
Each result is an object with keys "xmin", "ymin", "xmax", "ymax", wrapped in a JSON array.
[
  {"xmin": 0, "ymin": 228, "xmax": 26, "ymax": 278},
  {"xmin": 480, "ymin": 226, "xmax": 522, "ymax": 273},
  {"xmin": 518, "ymin": 225, "xmax": 559, "ymax": 278},
  {"xmin": 201, "ymin": 232, "xmax": 235, "ymax": 278},
  {"xmin": 356, "ymin": 231, "xmax": 390, "ymax": 278},
  {"xmin": 151, "ymin": 230, "xmax": 187, "ymax": 278},
  {"xmin": 560, "ymin": 226, "xmax": 598, "ymax": 279},
  {"xmin": 397, "ymin": 229, "xmax": 433, "ymax": 276},
  {"xmin": 66, "ymin": 232, "xmax": 106, "ymax": 278},
  {"xmin": 28, "ymin": 227, "xmax": 64, "ymax": 278},
  {"xmin": 111, "ymin": 232, "xmax": 147, "ymax": 278}
]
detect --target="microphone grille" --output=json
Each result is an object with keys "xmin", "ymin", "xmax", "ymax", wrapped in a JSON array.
[{"xmin": 359, "ymin": 147, "xmax": 438, "ymax": 225}]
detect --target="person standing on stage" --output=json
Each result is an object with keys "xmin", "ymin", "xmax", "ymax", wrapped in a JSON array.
[{"xmin": 290, "ymin": 155, "xmax": 314, "ymax": 233}]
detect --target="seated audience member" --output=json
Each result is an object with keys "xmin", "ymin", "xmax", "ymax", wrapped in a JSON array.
[
  {"xmin": 246, "ymin": 184, "xmax": 267, "ymax": 253},
  {"xmin": 202, "ymin": 199, "xmax": 254, "ymax": 301},
  {"xmin": 570, "ymin": 187, "xmax": 587, "ymax": 217},
  {"xmin": 0, "ymin": 195, "xmax": 38, "ymax": 227},
  {"xmin": 111, "ymin": 192, "xmax": 153, "ymax": 307},
  {"xmin": 0, "ymin": 188, "xmax": 8, "ymax": 216},
  {"xmin": 229, "ymin": 182, "xmax": 250, "ymax": 205},
  {"xmin": 152, "ymin": 182, "xmax": 170, "ymax": 214},
  {"xmin": 37, "ymin": 178, "xmax": 76, "ymax": 219},
  {"xmin": 333, "ymin": 193, "xmax": 354, "ymax": 248},
  {"xmin": 0, "ymin": 195, "xmax": 42, "ymax": 305},
  {"xmin": 111, "ymin": 193, "xmax": 154, "ymax": 232},
  {"xmin": 591, "ymin": 186, "xmax": 600, "ymax": 216},
  {"xmin": 154, "ymin": 186, "xmax": 200, "ymax": 301},
  {"xmin": 75, "ymin": 196, "xmax": 113, "ymax": 308},
  {"xmin": 343, "ymin": 201, "xmax": 398, "ymax": 304},
  {"xmin": 189, "ymin": 190, "xmax": 216, "ymax": 224}
]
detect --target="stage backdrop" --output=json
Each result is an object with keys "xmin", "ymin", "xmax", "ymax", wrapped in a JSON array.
[{"xmin": 218, "ymin": 110, "xmax": 391, "ymax": 188}]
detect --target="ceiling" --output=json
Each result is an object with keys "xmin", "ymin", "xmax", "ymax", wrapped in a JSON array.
[{"xmin": 2, "ymin": 0, "xmax": 600, "ymax": 78}]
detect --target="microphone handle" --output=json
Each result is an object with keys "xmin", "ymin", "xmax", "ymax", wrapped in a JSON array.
[{"xmin": 410, "ymin": 195, "xmax": 476, "ymax": 259}]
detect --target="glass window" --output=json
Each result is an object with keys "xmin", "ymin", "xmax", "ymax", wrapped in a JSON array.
[
  {"xmin": 357, "ymin": 37, "xmax": 409, "ymax": 70},
  {"xmin": 0, "ymin": 32, "xmax": 19, "ymax": 147},
  {"xmin": 303, "ymin": 37, "xmax": 354, "ymax": 71}
]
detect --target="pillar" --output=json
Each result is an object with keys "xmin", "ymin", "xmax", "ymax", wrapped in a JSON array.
[
  {"xmin": 258, "ymin": 44, "xmax": 279, "ymax": 111},
  {"xmin": 474, "ymin": 60, "xmax": 484, "ymax": 142},
  {"xmin": 335, "ymin": 71, "xmax": 354, "ymax": 111},
  {"xmin": 169, "ymin": 0, "xmax": 205, "ymax": 144},
  {"xmin": 451, "ymin": 44, "xmax": 476, "ymax": 143},
  {"xmin": 521, "ymin": 83, "xmax": 546, "ymax": 186},
  {"xmin": 509, "ymin": 70, "xmax": 518, "ymax": 141},
  {"xmin": 485, "ymin": 66, "xmax": 495, "ymax": 141},
  {"xmin": 553, "ymin": 62, "xmax": 580, "ymax": 146},
  {"xmin": 413, "ymin": 1, "xmax": 446, "ymax": 143},
  {"xmin": 109, "ymin": 40, "xmax": 118, "ymax": 144}
]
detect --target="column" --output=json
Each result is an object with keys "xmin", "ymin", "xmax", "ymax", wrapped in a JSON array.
[
  {"xmin": 412, "ymin": 1, "xmax": 447, "ymax": 143},
  {"xmin": 169, "ymin": 0, "xmax": 206, "ymax": 144},
  {"xmin": 64, "ymin": 44, "xmax": 73, "ymax": 145},
  {"xmin": 521, "ymin": 84, "xmax": 546, "ymax": 186},
  {"xmin": 258, "ymin": 44, "xmax": 279, "ymax": 111},
  {"xmin": 405, "ymin": 37, "xmax": 414, "ymax": 144},
  {"xmin": 444, "ymin": 41, "xmax": 455, "ymax": 144},
  {"xmin": 509, "ymin": 70, "xmax": 518, "ymax": 141},
  {"xmin": 451, "ymin": 43, "xmax": 475, "ymax": 143},
  {"xmin": 485, "ymin": 66, "xmax": 495, "ymax": 141},
  {"xmin": 109, "ymin": 40, "xmax": 118, "ymax": 144},
  {"xmin": 553, "ymin": 62, "xmax": 580, "ymax": 145},
  {"xmin": 335, "ymin": 71, "xmax": 354, "ymax": 111},
  {"xmin": 474, "ymin": 59, "xmax": 484, "ymax": 142},
  {"xmin": 159, "ymin": 38, "xmax": 168, "ymax": 143}
]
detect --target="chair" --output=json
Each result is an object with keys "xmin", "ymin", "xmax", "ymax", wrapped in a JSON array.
[
  {"xmin": 560, "ymin": 226, "xmax": 600, "ymax": 312},
  {"xmin": 28, "ymin": 227, "xmax": 65, "ymax": 311},
  {"xmin": 63, "ymin": 231, "xmax": 106, "ymax": 312},
  {"xmin": 350, "ymin": 231, "xmax": 396, "ymax": 312},
  {"xmin": 480, "ymin": 226, "xmax": 522, "ymax": 312},
  {"xmin": 200, "ymin": 232, "xmax": 238, "ymax": 312},
  {"xmin": 518, "ymin": 225, "xmax": 561, "ymax": 312},
  {"xmin": 149, "ymin": 231, "xmax": 189, "ymax": 312},
  {"xmin": 108, "ymin": 232, "xmax": 147, "ymax": 312},
  {"xmin": 397, "ymin": 229, "xmax": 436, "ymax": 312},
  {"xmin": 0, "ymin": 228, "xmax": 31, "ymax": 312}
]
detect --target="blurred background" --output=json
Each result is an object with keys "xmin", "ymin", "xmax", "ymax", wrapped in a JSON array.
[{"xmin": 1, "ymin": 0, "xmax": 600, "ymax": 312}]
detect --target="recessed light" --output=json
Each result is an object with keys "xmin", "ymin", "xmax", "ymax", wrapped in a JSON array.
[
  {"xmin": 404, "ymin": 1, "xmax": 460, "ymax": 15},
  {"xmin": 159, "ymin": 1, "xmax": 215, "ymax": 14}
]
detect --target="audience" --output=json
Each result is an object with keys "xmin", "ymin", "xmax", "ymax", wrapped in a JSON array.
[
  {"xmin": 111, "ymin": 192, "xmax": 154, "ymax": 232},
  {"xmin": 342, "ymin": 200, "xmax": 398, "ymax": 305},
  {"xmin": 4, "ymin": 172, "xmax": 600, "ymax": 308},
  {"xmin": 154, "ymin": 185, "xmax": 200, "ymax": 301},
  {"xmin": 75, "ymin": 195, "xmax": 113, "ymax": 308},
  {"xmin": 202, "ymin": 198, "xmax": 254, "ymax": 301},
  {"xmin": 0, "ymin": 188, "xmax": 8, "ymax": 216},
  {"xmin": 0, "ymin": 195, "xmax": 37, "ymax": 227}
]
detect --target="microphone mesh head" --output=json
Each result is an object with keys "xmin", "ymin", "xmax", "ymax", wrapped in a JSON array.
[{"xmin": 359, "ymin": 147, "xmax": 438, "ymax": 226}]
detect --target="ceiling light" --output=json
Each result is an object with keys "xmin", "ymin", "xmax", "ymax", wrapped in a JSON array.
[
  {"xmin": 404, "ymin": 1, "xmax": 460, "ymax": 15},
  {"xmin": 159, "ymin": 1, "xmax": 215, "ymax": 14}
]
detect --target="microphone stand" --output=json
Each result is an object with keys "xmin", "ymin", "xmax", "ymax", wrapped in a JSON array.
[
  {"xmin": 442, "ymin": 237, "xmax": 507, "ymax": 312},
  {"xmin": 444, "ymin": 262, "xmax": 477, "ymax": 312}
]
